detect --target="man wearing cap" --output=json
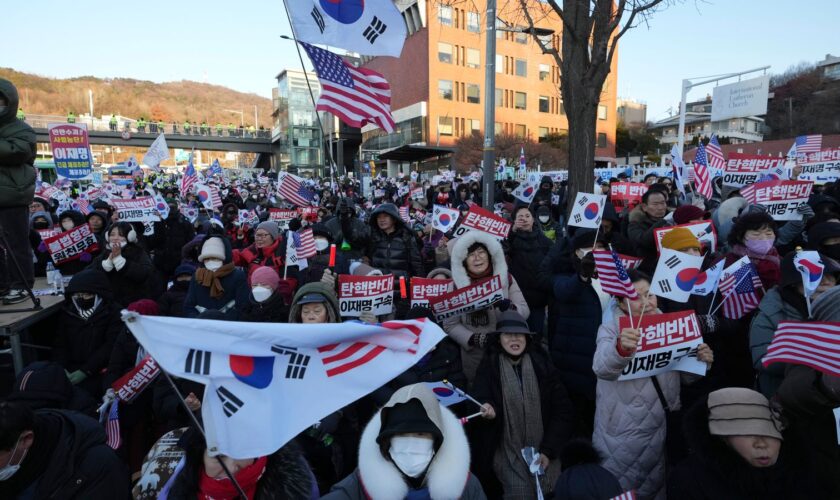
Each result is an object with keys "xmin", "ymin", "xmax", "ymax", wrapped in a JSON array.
[{"xmin": 668, "ymin": 387, "xmax": 821, "ymax": 498}]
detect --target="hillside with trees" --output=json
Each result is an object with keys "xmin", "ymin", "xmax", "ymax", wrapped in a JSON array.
[{"xmin": 0, "ymin": 67, "xmax": 273, "ymax": 128}]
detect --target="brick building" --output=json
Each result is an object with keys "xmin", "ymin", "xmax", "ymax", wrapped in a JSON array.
[{"xmin": 359, "ymin": 0, "xmax": 618, "ymax": 173}]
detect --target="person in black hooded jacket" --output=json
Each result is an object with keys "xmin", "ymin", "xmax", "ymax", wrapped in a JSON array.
[
  {"xmin": 366, "ymin": 203, "xmax": 423, "ymax": 279},
  {"xmin": 51, "ymin": 268, "xmax": 122, "ymax": 401},
  {"xmin": 146, "ymin": 199, "xmax": 195, "ymax": 280},
  {"xmin": 324, "ymin": 197, "xmax": 369, "ymax": 260},
  {"xmin": 0, "ymin": 402, "xmax": 130, "ymax": 500},
  {"xmin": 507, "ymin": 204, "xmax": 553, "ymax": 336},
  {"xmin": 90, "ymin": 222, "xmax": 155, "ymax": 308},
  {"xmin": 157, "ymin": 263, "xmax": 195, "ymax": 318}
]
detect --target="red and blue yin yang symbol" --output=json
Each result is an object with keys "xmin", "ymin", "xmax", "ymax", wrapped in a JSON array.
[
  {"xmin": 229, "ymin": 355, "xmax": 274, "ymax": 389},
  {"xmin": 799, "ymin": 258, "xmax": 823, "ymax": 284},
  {"xmin": 584, "ymin": 203, "xmax": 600, "ymax": 219},
  {"xmin": 320, "ymin": 0, "xmax": 365, "ymax": 24},
  {"xmin": 675, "ymin": 268, "xmax": 702, "ymax": 291}
]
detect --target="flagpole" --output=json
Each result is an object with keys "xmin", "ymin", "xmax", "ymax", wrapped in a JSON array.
[
  {"xmin": 159, "ymin": 369, "xmax": 248, "ymax": 498},
  {"xmin": 279, "ymin": 0, "xmax": 340, "ymax": 195}
]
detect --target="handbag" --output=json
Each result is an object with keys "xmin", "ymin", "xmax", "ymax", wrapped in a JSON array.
[{"xmin": 650, "ymin": 375, "xmax": 686, "ymax": 465}]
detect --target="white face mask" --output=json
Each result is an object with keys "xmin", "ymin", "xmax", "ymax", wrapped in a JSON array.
[
  {"xmin": 204, "ymin": 259, "xmax": 223, "ymax": 271},
  {"xmin": 251, "ymin": 286, "xmax": 272, "ymax": 303},
  {"xmin": 538, "ymin": 216, "xmax": 550, "ymax": 223},
  {"xmin": 314, "ymin": 238, "xmax": 329, "ymax": 251},
  {"xmin": 61, "ymin": 221, "xmax": 75, "ymax": 231},
  {"xmin": 0, "ymin": 437, "xmax": 26, "ymax": 481},
  {"xmin": 389, "ymin": 435, "xmax": 435, "ymax": 478}
]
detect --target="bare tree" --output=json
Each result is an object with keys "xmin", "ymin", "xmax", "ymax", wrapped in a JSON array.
[{"xmin": 514, "ymin": 0, "xmax": 671, "ymax": 210}]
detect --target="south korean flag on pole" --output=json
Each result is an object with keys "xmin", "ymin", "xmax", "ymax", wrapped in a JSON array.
[
  {"xmin": 651, "ymin": 248, "xmax": 705, "ymax": 303},
  {"xmin": 568, "ymin": 192, "xmax": 606, "ymax": 229},
  {"xmin": 122, "ymin": 312, "xmax": 445, "ymax": 459}
]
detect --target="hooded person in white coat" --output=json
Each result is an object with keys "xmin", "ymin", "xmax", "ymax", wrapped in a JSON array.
[{"xmin": 322, "ymin": 383, "xmax": 486, "ymax": 500}]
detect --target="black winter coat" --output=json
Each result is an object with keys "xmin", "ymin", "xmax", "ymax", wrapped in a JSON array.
[
  {"xmin": 240, "ymin": 291, "xmax": 290, "ymax": 323},
  {"xmin": 385, "ymin": 338, "xmax": 467, "ymax": 398},
  {"xmin": 0, "ymin": 78, "xmax": 37, "ymax": 209},
  {"xmin": 507, "ymin": 226, "xmax": 553, "ymax": 308},
  {"xmin": 539, "ymin": 237, "xmax": 603, "ymax": 400},
  {"xmin": 157, "ymin": 281, "xmax": 190, "ymax": 318},
  {"xmin": 0, "ymin": 410, "xmax": 130, "ymax": 499},
  {"xmin": 366, "ymin": 204, "xmax": 423, "ymax": 278},
  {"xmin": 90, "ymin": 243, "xmax": 155, "ymax": 308},
  {"xmin": 148, "ymin": 213, "xmax": 195, "ymax": 279}
]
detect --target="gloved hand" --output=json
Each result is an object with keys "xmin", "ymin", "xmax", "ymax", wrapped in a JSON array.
[
  {"xmin": 494, "ymin": 299, "xmax": 513, "ymax": 312},
  {"xmin": 102, "ymin": 388, "xmax": 116, "ymax": 405},
  {"xmin": 580, "ymin": 253, "xmax": 596, "ymax": 280},
  {"xmin": 796, "ymin": 203, "xmax": 815, "ymax": 221},
  {"xmin": 79, "ymin": 252, "xmax": 93, "ymax": 263},
  {"xmin": 696, "ymin": 314, "xmax": 719, "ymax": 335},
  {"xmin": 359, "ymin": 310, "xmax": 377, "ymax": 324},
  {"xmin": 37, "ymin": 241, "xmax": 47, "ymax": 253},
  {"xmin": 320, "ymin": 268, "xmax": 336, "ymax": 289},
  {"xmin": 68, "ymin": 370, "xmax": 87, "ymax": 385}
]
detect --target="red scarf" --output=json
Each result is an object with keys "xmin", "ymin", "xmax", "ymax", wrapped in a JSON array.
[{"xmin": 197, "ymin": 455, "xmax": 267, "ymax": 500}]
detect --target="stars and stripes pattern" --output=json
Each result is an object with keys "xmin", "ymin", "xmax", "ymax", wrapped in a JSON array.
[
  {"xmin": 293, "ymin": 228, "xmax": 317, "ymax": 259},
  {"xmin": 209, "ymin": 185, "xmax": 223, "ymax": 208},
  {"xmin": 315, "ymin": 321, "xmax": 422, "ymax": 377},
  {"xmin": 301, "ymin": 42, "xmax": 396, "ymax": 133},
  {"xmin": 706, "ymin": 134, "xmax": 726, "ymax": 171},
  {"xmin": 793, "ymin": 134, "xmax": 822, "ymax": 155},
  {"xmin": 71, "ymin": 198, "xmax": 91, "ymax": 215},
  {"xmin": 693, "ymin": 142, "xmax": 713, "ymax": 199},
  {"xmin": 593, "ymin": 249, "xmax": 640, "ymax": 300},
  {"xmin": 180, "ymin": 157, "xmax": 197, "ymax": 197},
  {"xmin": 762, "ymin": 321, "xmax": 840, "ymax": 377},
  {"xmin": 105, "ymin": 399, "xmax": 121, "ymax": 450},
  {"xmin": 278, "ymin": 173, "xmax": 315, "ymax": 207},
  {"xmin": 718, "ymin": 263, "xmax": 761, "ymax": 319},
  {"xmin": 399, "ymin": 205, "xmax": 410, "ymax": 223},
  {"xmin": 610, "ymin": 492, "xmax": 637, "ymax": 500}
]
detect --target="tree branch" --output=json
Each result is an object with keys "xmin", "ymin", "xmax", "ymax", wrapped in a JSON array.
[{"xmin": 518, "ymin": 0, "xmax": 563, "ymax": 66}]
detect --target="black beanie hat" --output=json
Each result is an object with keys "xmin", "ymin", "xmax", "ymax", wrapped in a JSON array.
[
  {"xmin": 572, "ymin": 229, "xmax": 597, "ymax": 251},
  {"xmin": 376, "ymin": 398, "xmax": 443, "ymax": 450},
  {"xmin": 7, "ymin": 361, "xmax": 73, "ymax": 409}
]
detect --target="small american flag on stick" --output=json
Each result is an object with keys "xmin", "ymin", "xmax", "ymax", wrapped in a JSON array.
[{"xmin": 593, "ymin": 249, "xmax": 639, "ymax": 300}]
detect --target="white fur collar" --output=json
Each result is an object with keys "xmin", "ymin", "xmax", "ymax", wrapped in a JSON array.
[
  {"xmin": 449, "ymin": 230, "xmax": 509, "ymax": 290},
  {"xmin": 357, "ymin": 405, "xmax": 472, "ymax": 500}
]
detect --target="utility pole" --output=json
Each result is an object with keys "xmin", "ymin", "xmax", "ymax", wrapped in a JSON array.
[{"xmin": 481, "ymin": 0, "xmax": 497, "ymax": 209}]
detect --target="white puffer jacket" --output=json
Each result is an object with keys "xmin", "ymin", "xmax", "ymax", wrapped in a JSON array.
[{"xmin": 591, "ymin": 305, "xmax": 680, "ymax": 500}]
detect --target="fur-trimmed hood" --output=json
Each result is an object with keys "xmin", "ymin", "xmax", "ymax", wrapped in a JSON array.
[
  {"xmin": 449, "ymin": 230, "xmax": 509, "ymax": 290},
  {"xmin": 357, "ymin": 385, "xmax": 473, "ymax": 500}
]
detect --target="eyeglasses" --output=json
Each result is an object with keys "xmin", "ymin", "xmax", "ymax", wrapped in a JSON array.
[{"xmin": 254, "ymin": 232, "xmax": 271, "ymax": 238}]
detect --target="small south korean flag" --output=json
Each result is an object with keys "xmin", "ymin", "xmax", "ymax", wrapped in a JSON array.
[
  {"xmin": 651, "ymin": 248, "xmax": 705, "ymax": 303},
  {"xmin": 568, "ymin": 192, "xmax": 606, "ymax": 229}
]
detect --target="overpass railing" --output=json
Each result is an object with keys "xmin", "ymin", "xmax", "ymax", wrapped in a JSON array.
[{"xmin": 21, "ymin": 114, "xmax": 271, "ymax": 140}]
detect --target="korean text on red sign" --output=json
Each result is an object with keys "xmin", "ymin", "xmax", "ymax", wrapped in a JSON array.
[
  {"xmin": 617, "ymin": 310, "xmax": 707, "ymax": 381},
  {"xmin": 740, "ymin": 180, "xmax": 813, "ymax": 221},
  {"xmin": 452, "ymin": 206, "xmax": 511, "ymax": 241},
  {"xmin": 410, "ymin": 277, "xmax": 454, "ymax": 308},
  {"xmin": 44, "ymin": 223, "xmax": 99, "ymax": 265},
  {"xmin": 112, "ymin": 197, "xmax": 161, "ymax": 222},
  {"xmin": 338, "ymin": 274, "xmax": 395, "ymax": 317},
  {"xmin": 723, "ymin": 153, "xmax": 786, "ymax": 188},
  {"xmin": 429, "ymin": 275, "xmax": 505, "ymax": 321}
]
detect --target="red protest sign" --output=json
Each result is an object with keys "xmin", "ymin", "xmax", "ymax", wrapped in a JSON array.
[
  {"xmin": 43, "ymin": 223, "xmax": 99, "ymax": 265},
  {"xmin": 617, "ymin": 310, "xmax": 706, "ymax": 381},
  {"xmin": 429, "ymin": 275, "xmax": 504, "ymax": 321},
  {"xmin": 111, "ymin": 355, "xmax": 160, "ymax": 403},
  {"xmin": 739, "ymin": 180, "xmax": 813, "ymax": 221},
  {"xmin": 269, "ymin": 208, "xmax": 298, "ymax": 230},
  {"xmin": 610, "ymin": 182, "xmax": 648, "ymax": 211},
  {"xmin": 723, "ymin": 153, "xmax": 787, "ymax": 188},
  {"xmin": 410, "ymin": 277, "xmax": 454, "ymax": 308},
  {"xmin": 297, "ymin": 207, "xmax": 318, "ymax": 219},
  {"xmin": 452, "ymin": 206, "xmax": 511, "ymax": 241},
  {"xmin": 338, "ymin": 274, "xmax": 395, "ymax": 317},
  {"xmin": 111, "ymin": 197, "xmax": 160, "ymax": 222}
]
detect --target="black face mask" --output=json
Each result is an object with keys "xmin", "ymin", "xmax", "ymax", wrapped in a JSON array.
[
  {"xmin": 174, "ymin": 280, "xmax": 191, "ymax": 290},
  {"xmin": 33, "ymin": 221, "xmax": 49, "ymax": 230},
  {"xmin": 74, "ymin": 296, "xmax": 96, "ymax": 310}
]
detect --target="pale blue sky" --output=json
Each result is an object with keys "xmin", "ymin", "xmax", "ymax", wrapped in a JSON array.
[{"xmin": 4, "ymin": 0, "xmax": 837, "ymax": 122}]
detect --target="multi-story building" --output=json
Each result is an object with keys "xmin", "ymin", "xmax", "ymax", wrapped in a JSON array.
[
  {"xmin": 617, "ymin": 98, "xmax": 647, "ymax": 128},
  {"xmin": 358, "ymin": 0, "xmax": 618, "ymax": 173},
  {"xmin": 817, "ymin": 53, "xmax": 840, "ymax": 83},
  {"xmin": 272, "ymin": 69, "xmax": 323, "ymax": 175},
  {"xmin": 649, "ymin": 96, "xmax": 765, "ymax": 146}
]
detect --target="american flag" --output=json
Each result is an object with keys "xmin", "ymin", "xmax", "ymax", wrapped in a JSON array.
[
  {"xmin": 399, "ymin": 206, "xmax": 410, "ymax": 223},
  {"xmin": 301, "ymin": 42, "xmax": 396, "ymax": 133},
  {"xmin": 706, "ymin": 134, "xmax": 726, "ymax": 171},
  {"xmin": 762, "ymin": 321, "xmax": 840, "ymax": 377},
  {"xmin": 610, "ymin": 492, "xmax": 637, "ymax": 500},
  {"xmin": 718, "ymin": 263, "xmax": 761, "ymax": 319},
  {"xmin": 210, "ymin": 159, "xmax": 223, "ymax": 176},
  {"xmin": 793, "ymin": 134, "xmax": 822, "ymax": 155},
  {"xmin": 317, "ymin": 321, "xmax": 422, "ymax": 377},
  {"xmin": 105, "ymin": 399, "xmax": 121, "ymax": 450},
  {"xmin": 593, "ymin": 249, "xmax": 640, "ymax": 299},
  {"xmin": 293, "ymin": 228, "xmax": 317, "ymax": 259},
  {"xmin": 278, "ymin": 173, "xmax": 315, "ymax": 207},
  {"xmin": 209, "ymin": 185, "xmax": 223, "ymax": 208},
  {"xmin": 693, "ymin": 142, "xmax": 713, "ymax": 199},
  {"xmin": 71, "ymin": 198, "xmax": 91, "ymax": 215},
  {"xmin": 180, "ymin": 156, "xmax": 197, "ymax": 197}
]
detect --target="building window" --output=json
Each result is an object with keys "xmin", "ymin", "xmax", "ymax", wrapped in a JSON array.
[
  {"xmin": 514, "ymin": 91, "xmax": 527, "ymax": 110},
  {"xmin": 514, "ymin": 29, "xmax": 528, "ymax": 44},
  {"xmin": 438, "ymin": 80, "xmax": 453, "ymax": 100},
  {"xmin": 597, "ymin": 132, "xmax": 607, "ymax": 148},
  {"xmin": 539, "ymin": 64, "xmax": 550, "ymax": 81},
  {"xmin": 466, "ymin": 84, "xmax": 480, "ymax": 104},
  {"xmin": 467, "ymin": 12, "xmax": 480, "ymax": 33},
  {"xmin": 438, "ymin": 43, "xmax": 453, "ymax": 63},
  {"xmin": 438, "ymin": 116, "xmax": 453, "ymax": 136},
  {"xmin": 515, "ymin": 59, "xmax": 527, "ymax": 77},
  {"xmin": 494, "ymin": 122, "xmax": 503, "ymax": 135},
  {"xmin": 495, "ymin": 88, "xmax": 503, "ymax": 107},
  {"xmin": 467, "ymin": 119, "xmax": 481, "ymax": 133},
  {"xmin": 539, "ymin": 95, "xmax": 549, "ymax": 113},
  {"xmin": 495, "ymin": 54, "xmax": 503, "ymax": 73},
  {"xmin": 466, "ymin": 48, "xmax": 480, "ymax": 69},
  {"xmin": 538, "ymin": 127, "xmax": 549, "ymax": 142},
  {"xmin": 598, "ymin": 105, "xmax": 607, "ymax": 120},
  {"xmin": 438, "ymin": 5, "xmax": 453, "ymax": 26},
  {"xmin": 515, "ymin": 124, "xmax": 527, "ymax": 137},
  {"xmin": 560, "ymin": 101, "xmax": 565, "ymax": 115}
]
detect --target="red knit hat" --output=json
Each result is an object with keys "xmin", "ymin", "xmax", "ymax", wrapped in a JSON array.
[
  {"xmin": 673, "ymin": 205, "xmax": 706, "ymax": 225},
  {"xmin": 250, "ymin": 266, "xmax": 281, "ymax": 290},
  {"xmin": 127, "ymin": 299, "xmax": 159, "ymax": 316}
]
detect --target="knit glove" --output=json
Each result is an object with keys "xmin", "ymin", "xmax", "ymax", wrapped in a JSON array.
[
  {"xmin": 796, "ymin": 203, "xmax": 815, "ymax": 221},
  {"xmin": 696, "ymin": 314, "xmax": 719, "ymax": 335},
  {"xmin": 68, "ymin": 370, "xmax": 88, "ymax": 385}
]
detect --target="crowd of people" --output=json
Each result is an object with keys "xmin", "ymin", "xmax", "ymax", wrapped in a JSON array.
[{"xmin": 1, "ymin": 77, "xmax": 839, "ymax": 499}]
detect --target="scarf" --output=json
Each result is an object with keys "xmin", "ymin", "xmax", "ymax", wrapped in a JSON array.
[
  {"xmin": 195, "ymin": 262, "xmax": 236, "ymax": 299},
  {"xmin": 72, "ymin": 295, "xmax": 102, "ymax": 320},
  {"xmin": 493, "ymin": 353, "xmax": 551, "ymax": 499},
  {"xmin": 466, "ymin": 265, "xmax": 493, "ymax": 281},
  {"xmin": 731, "ymin": 243, "xmax": 781, "ymax": 266},
  {"xmin": 197, "ymin": 455, "xmax": 267, "ymax": 500}
]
